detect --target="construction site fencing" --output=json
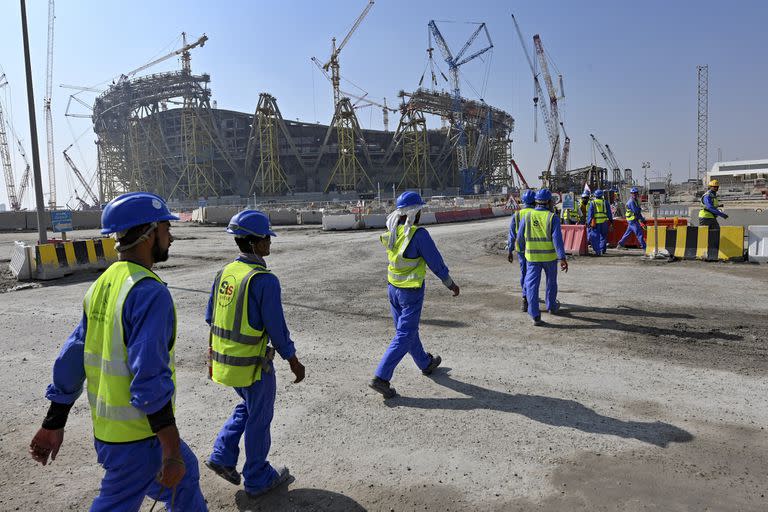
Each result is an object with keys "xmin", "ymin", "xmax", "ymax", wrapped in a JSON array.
[{"xmin": 645, "ymin": 226, "xmax": 745, "ymax": 261}]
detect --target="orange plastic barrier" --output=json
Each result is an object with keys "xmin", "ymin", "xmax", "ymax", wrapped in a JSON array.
[
  {"xmin": 479, "ymin": 207, "xmax": 494, "ymax": 219},
  {"xmin": 561, "ymin": 224, "xmax": 588, "ymax": 255},
  {"xmin": 607, "ymin": 217, "xmax": 687, "ymax": 247}
]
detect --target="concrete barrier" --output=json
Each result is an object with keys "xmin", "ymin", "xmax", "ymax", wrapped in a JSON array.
[
  {"xmin": 11, "ymin": 237, "xmax": 118, "ymax": 281},
  {"xmin": 71, "ymin": 210, "xmax": 102, "ymax": 229},
  {"xmin": 202, "ymin": 206, "xmax": 242, "ymax": 225},
  {"xmin": 492, "ymin": 207, "xmax": 512, "ymax": 217},
  {"xmin": 419, "ymin": 212, "xmax": 437, "ymax": 225},
  {"xmin": 299, "ymin": 210, "xmax": 323, "ymax": 224},
  {"xmin": 26, "ymin": 211, "xmax": 53, "ymax": 230},
  {"xmin": 191, "ymin": 208, "xmax": 204, "ymax": 223},
  {"xmin": 267, "ymin": 209, "xmax": 298, "ymax": 225},
  {"xmin": 747, "ymin": 225, "xmax": 768, "ymax": 263},
  {"xmin": 690, "ymin": 207, "xmax": 768, "ymax": 228},
  {"xmin": 0, "ymin": 211, "xmax": 27, "ymax": 231},
  {"xmin": 322, "ymin": 214, "xmax": 358, "ymax": 231},
  {"xmin": 362, "ymin": 214, "xmax": 387, "ymax": 229},
  {"xmin": 646, "ymin": 226, "xmax": 744, "ymax": 261}
]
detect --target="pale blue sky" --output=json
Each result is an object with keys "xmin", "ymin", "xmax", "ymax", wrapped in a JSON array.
[{"xmin": 1, "ymin": 0, "xmax": 766, "ymax": 207}]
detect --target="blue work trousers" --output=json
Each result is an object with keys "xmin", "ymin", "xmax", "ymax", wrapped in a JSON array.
[
  {"xmin": 517, "ymin": 253, "xmax": 527, "ymax": 298},
  {"xmin": 618, "ymin": 220, "xmax": 646, "ymax": 249},
  {"xmin": 209, "ymin": 363, "xmax": 279, "ymax": 495},
  {"xmin": 375, "ymin": 284, "xmax": 431, "ymax": 381},
  {"xmin": 91, "ymin": 436, "xmax": 206, "ymax": 512},
  {"xmin": 525, "ymin": 260, "xmax": 559, "ymax": 319},
  {"xmin": 588, "ymin": 222, "xmax": 609, "ymax": 255}
]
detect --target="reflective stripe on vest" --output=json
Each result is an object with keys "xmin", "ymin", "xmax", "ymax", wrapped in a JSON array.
[
  {"xmin": 590, "ymin": 199, "xmax": 608, "ymax": 224},
  {"xmin": 380, "ymin": 225, "xmax": 427, "ymax": 288},
  {"xmin": 210, "ymin": 261, "xmax": 271, "ymax": 388},
  {"xmin": 625, "ymin": 199, "xmax": 638, "ymax": 221},
  {"xmin": 698, "ymin": 191, "xmax": 720, "ymax": 219},
  {"xmin": 83, "ymin": 261, "xmax": 176, "ymax": 443},
  {"xmin": 524, "ymin": 210, "xmax": 558, "ymax": 262}
]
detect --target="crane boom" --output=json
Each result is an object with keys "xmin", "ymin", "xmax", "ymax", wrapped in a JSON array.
[
  {"xmin": 533, "ymin": 34, "xmax": 562, "ymax": 175},
  {"xmin": 16, "ymin": 139, "xmax": 31, "ymax": 207},
  {"xmin": 0, "ymin": 88, "xmax": 20, "ymax": 211},
  {"xmin": 119, "ymin": 34, "xmax": 208, "ymax": 82},
  {"xmin": 44, "ymin": 0, "xmax": 56, "ymax": 208},
  {"xmin": 332, "ymin": 0, "xmax": 374, "ymax": 59},
  {"xmin": 63, "ymin": 146, "xmax": 98, "ymax": 205}
]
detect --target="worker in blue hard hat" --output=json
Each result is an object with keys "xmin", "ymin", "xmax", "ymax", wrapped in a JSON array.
[
  {"xmin": 508, "ymin": 189, "xmax": 536, "ymax": 311},
  {"xmin": 205, "ymin": 210, "xmax": 304, "ymax": 499},
  {"xmin": 618, "ymin": 187, "xmax": 647, "ymax": 250},
  {"xmin": 516, "ymin": 189, "xmax": 568, "ymax": 326},
  {"xmin": 29, "ymin": 192, "xmax": 208, "ymax": 511},
  {"xmin": 370, "ymin": 191, "xmax": 460, "ymax": 398},
  {"xmin": 586, "ymin": 189, "xmax": 614, "ymax": 255}
]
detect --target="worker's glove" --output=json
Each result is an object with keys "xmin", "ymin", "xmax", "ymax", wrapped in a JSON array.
[
  {"xmin": 722, "ymin": 213, "xmax": 729, "ymax": 219},
  {"xmin": 448, "ymin": 283, "xmax": 460, "ymax": 297},
  {"xmin": 288, "ymin": 356, "xmax": 305, "ymax": 384},
  {"xmin": 507, "ymin": 252, "xmax": 514, "ymax": 263}
]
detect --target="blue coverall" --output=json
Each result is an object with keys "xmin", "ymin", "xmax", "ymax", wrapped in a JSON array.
[
  {"xmin": 517, "ymin": 207, "xmax": 566, "ymax": 319},
  {"xmin": 205, "ymin": 254, "xmax": 296, "ymax": 496},
  {"xmin": 700, "ymin": 191, "xmax": 727, "ymax": 227},
  {"xmin": 375, "ymin": 227, "xmax": 453, "ymax": 381},
  {"xmin": 45, "ymin": 279, "xmax": 207, "ymax": 512},
  {"xmin": 586, "ymin": 199, "xmax": 614, "ymax": 255},
  {"xmin": 508, "ymin": 207, "xmax": 533, "ymax": 299},
  {"xmin": 618, "ymin": 197, "xmax": 647, "ymax": 249}
]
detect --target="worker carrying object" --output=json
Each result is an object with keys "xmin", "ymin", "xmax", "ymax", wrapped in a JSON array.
[
  {"xmin": 508, "ymin": 189, "xmax": 536, "ymax": 312},
  {"xmin": 577, "ymin": 192, "xmax": 590, "ymax": 224},
  {"xmin": 205, "ymin": 210, "xmax": 304, "ymax": 499},
  {"xmin": 698, "ymin": 179, "xmax": 728, "ymax": 229},
  {"xmin": 586, "ymin": 189, "xmax": 614, "ymax": 255},
  {"xmin": 28, "ymin": 192, "xmax": 207, "ymax": 511},
  {"xmin": 560, "ymin": 205, "xmax": 580, "ymax": 225},
  {"xmin": 618, "ymin": 187, "xmax": 647, "ymax": 250},
  {"xmin": 517, "ymin": 189, "xmax": 568, "ymax": 326},
  {"xmin": 370, "ymin": 191, "xmax": 460, "ymax": 399}
]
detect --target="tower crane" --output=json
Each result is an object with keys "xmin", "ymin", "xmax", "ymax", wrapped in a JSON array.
[
  {"xmin": 0, "ymin": 74, "xmax": 20, "ymax": 210},
  {"xmin": 63, "ymin": 144, "xmax": 98, "ymax": 206},
  {"xmin": 560, "ymin": 122, "xmax": 570, "ymax": 172},
  {"xmin": 44, "ymin": 0, "xmax": 56, "ymax": 208},
  {"xmin": 15, "ymin": 138, "xmax": 31, "ymax": 209},
  {"xmin": 604, "ymin": 144, "xmax": 624, "ymax": 185},
  {"xmin": 427, "ymin": 20, "xmax": 493, "ymax": 194},
  {"xmin": 117, "ymin": 33, "xmax": 208, "ymax": 83},
  {"xmin": 533, "ymin": 34, "xmax": 565, "ymax": 175}
]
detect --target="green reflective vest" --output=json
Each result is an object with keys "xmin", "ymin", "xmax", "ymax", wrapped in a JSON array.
[
  {"xmin": 590, "ymin": 199, "xmax": 608, "ymax": 224},
  {"xmin": 524, "ymin": 209, "xmax": 558, "ymax": 263},
  {"xmin": 513, "ymin": 207, "xmax": 535, "ymax": 251},
  {"xmin": 698, "ymin": 191, "xmax": 720, "ymax": 219},
  {"xmin": 561, "ymin": 208, "xmax": 579, "ymax": 224},
  {"xmin": 625, "ymin": 199, "xmax": 638, "ymax": 221},
  {"xmin": 210, "ymin": 261, "xmax": 271, "ymax": 388},
  {"xmin": 380, "ymin": 225, "xmax": 427, "ymax": 288},
  {"xmin": 83, "ymin": 261, "xmax": 176, "ymax": 443}
]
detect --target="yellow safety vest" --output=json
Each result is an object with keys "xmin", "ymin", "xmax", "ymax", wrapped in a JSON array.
[
  {"xmin": 625, "ymin": 199, "xmax": 638, "ymax": 221},
  {"xmin": 83, "ymin": 261, "xmax": 176, "ymax": 443},
  {"xmin": 561, "ymin": 208, "xmax": 579, "ymax": 223},
  {"xmin": 698, "ymin": 191, "xmax": 721, "ymax": 219},
  {"xmin": 524, "ymin": 209, "xmax": 558, "ymax": 263},
  {"xmin": 513, "ymin": 207, "xmax": 534, "ymax": 251},
  {"xmin": 590, "ymin": 199, "xmax": 608, "ymax": 224},
  {"xmin": 210, "ymin": 261, "xmax": 271, "ymax": 388},
  {"xmin": 380, "ymin": 225, "xmax": 427, "ymax": 288}
]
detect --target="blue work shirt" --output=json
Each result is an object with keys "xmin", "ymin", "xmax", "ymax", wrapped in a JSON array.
[
  {"xmin": 517, "ymin": 206, "xmax": 567, "ymax": 261},
  {"xmin": 401, "ymin": 226, "xmax": 452, "ymax": 285},
  {"xmin": 626, "ymin": 198, "xmax": 646, "ymax": 223},
  {"xmin": 586, "ymin": 198, "xmax": 614, "ymax": 225},
  {"xmin": 507, "ymin": 205, "xmax": 535, "ymax": 251},
  {"xmin": 205, "ymin": 255, "xmax": 296, "ymax": 361},
  {"xmin": 45, "ymin": 277, "xmax": 176, "ymax": 417},
  {"xmin": 701, "ymin": 191, "xmax": 726, "ymax": 217}
]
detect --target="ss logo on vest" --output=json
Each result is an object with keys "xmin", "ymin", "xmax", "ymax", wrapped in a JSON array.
[{"xmin": 218, "ymin": 275, "xmax": 236, "ymax": 307}]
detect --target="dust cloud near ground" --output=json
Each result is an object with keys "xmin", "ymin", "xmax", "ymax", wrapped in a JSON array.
[{"xmin": 0, "ymin": 217, "xmax": 766, "ymax": 511}]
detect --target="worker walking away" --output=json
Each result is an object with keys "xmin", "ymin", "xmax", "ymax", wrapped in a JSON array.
[
  {"xmin": 28, "ymin": 192, "xmax": 207, "ymax": 511},
  {"xmin": 517, "ymin": 189, "xmax": 569, "ymax": 326},
  {"xmin": 586, "ymin": 189, "xmax": 613, "ymax": 255},
  {"xmin": 508, "ymin": 189, "xmax": 536, "ymax": 311},
  {"xmin": 370, "ymin": 191, "xmax": 460, "ymax": 398},
  {"xmin": 205, "ymin": 210, "xmax": 305, "ymax": 499},
  {"xmin": 618, "ymin": 187, "xmax": 647, "ymax": 250},
  {"xmin": 577, "ymin": 192, "xmax": 590, "ymax": 224},
  {"xmin": 699, "ymin": 179, "xmax": 728, "ymax": 229}
]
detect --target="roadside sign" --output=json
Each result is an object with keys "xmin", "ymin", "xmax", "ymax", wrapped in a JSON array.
[
  {"xmin": 652, "ymin": 192, "xmax": 661, "ymax": 208},
  {"xmin": 561, "ymin": 192, "xmax": 575, "ymax": 210},
  {"xmin": 51, "ymin": 210, "xmax": 73, "ymax": 233}
]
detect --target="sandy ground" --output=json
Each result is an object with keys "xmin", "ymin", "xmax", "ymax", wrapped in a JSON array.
[{"xmin": 0, "ymin": 217, "xmax": 766, "ymax": 511}]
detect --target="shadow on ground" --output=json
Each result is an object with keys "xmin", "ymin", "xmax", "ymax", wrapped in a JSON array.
[
  {"xmin": 235, "ymin": 487, "xmax": 366, "ymax": 511},
  {"xmin": 387, "ymin": 369, "xmax": 693, "ymax": 448}
]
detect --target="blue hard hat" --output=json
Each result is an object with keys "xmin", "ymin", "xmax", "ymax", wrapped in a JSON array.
[
  {"xmin": 227, "ymin": 210, "xmax": 276, "ymax": 237},
  {"xmin": 396, "ymin": 191, "xmax": 426, "ymax": 209},
  {"xmin": 100, "ymin": 192, "xmax": 178, "ymax": 235},
  {"xmin": 535, "ymin": 188, "xmax": 552, "ymax": 203},
  {"xmin": 594, "ymin": 189, "xmax": 604, "ymax": 198},
  {"xmin": 521, "ymin": 189, "xmax": 536, "ymax": 205},
  {"xmin": 630, "ymin": 187, "xmax": 639, "ymax": 194},
  {"xmin": 581, "ymin": 191, "xmax": 590, "ymax": 198}
]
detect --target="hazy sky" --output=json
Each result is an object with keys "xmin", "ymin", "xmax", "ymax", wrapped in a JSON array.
[{"xmin": 1, "ymin": 0, "xmax": 766, "ymax": 208}]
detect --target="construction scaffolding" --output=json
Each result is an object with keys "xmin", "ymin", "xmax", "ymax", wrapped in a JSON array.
[{"xmin": 244, "ymin": 93, "xmax": 292, "ymax": 195}]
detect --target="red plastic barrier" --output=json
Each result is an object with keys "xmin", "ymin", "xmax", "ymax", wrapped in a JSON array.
[
  {"xmin": 561, "ymin": 224, "xmax": 588, "ymax": 255},
  {"xmin": 464, "ymin": 208, "xmax": 482, "ymax": 221},
  {"xmin": 479, "ymin": 207, "xmax": 494, "ymax": 219},
  {"xmin": 607, "ymin": 217, "xmax": 687, "ymax": 247},
  {"xmin": 434, "ymin": 211, "xmax": 457, "ymax": 223}
]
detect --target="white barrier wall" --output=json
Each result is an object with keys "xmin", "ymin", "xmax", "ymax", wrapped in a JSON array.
[
  {"xmin": 420, "ymin": 212, "xmax": 437, "ymax": 225},
  {"xmin": 322, "ymin": 214, "xmax": 358, "ymax": 231},
  {"xmin": 299, "ymin": 210, "xmax": 323, "ymax": 224},
  {"xmin": 267, "ymin": 209, "xmax": 298, "ymax": 225},
  {"xmin": 748, "ymin": 225, "xmax": 768, "ymax": 263},
  {"xmin": 362, "ymin": 214, "xmax": 387, "ymax": 229}
]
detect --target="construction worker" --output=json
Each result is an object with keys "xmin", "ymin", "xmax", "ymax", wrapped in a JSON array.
[
  {"xmin": 508, "ymin": 189, "xmax": 536, "ymax": 311},
  {"xmin": 618, "ymin": 187, "xmax": 647, "ymax": 249},
  {"xmin": 699, "ymin": 179, "xmax": 728, "ymax": 228},
  {"xmin": 28, "ymin": 192, "xmax": 207, "ymax": 511},
  {"xmin": 517, "ymin": 189, "xmax": 568, "ymax": 326},
  {"xmin": 586, "ymin": 189, "xmax": 613, "ymax": 255},
  {"xmin": 577, "ymin": 192, "xmax": 590, "ymax": 224},
  {"xmin": 560, "ymin": 202, "xmax": 580, "ymax": 225},
  {"xmin": 370, "ymin": 191, "xmax": 460, "ymax": 398},
  {"xmin": 205, "ymin": 210, "xmax": 305, "ymax": 498}
]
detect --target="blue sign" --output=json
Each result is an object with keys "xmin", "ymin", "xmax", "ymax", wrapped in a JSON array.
[
  {"xmin": 561, "ymin": 193, "xmax": 575, "ymax": 210},
  {"xmin": 51, "ymin": 210, "xmax": 73, "ymax": 233}
]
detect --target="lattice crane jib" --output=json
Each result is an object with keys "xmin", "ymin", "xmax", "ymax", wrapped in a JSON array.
[
  {"xmin": 0, "ymin": 99, "xmax": 19, "ymax": 210},
  {"xmin": 45, "ymin": 0, "xmax": 56, "ymax": 208},
  {"xmin": 696, "ymin": 65, "xmax": 708, "ymax": 184},
  {"xmin": 533, "ymin": 34, "xmax": 563, "ymax": 176}
]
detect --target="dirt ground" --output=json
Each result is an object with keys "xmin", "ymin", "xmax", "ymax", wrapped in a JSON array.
[{"xmin": 0, "ymin": 217, "xmax": 766, "ymax": 511}]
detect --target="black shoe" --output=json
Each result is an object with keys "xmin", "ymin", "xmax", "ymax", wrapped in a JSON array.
[
  {"xmin": 548, "ymin": 301, "xmax": 561, "ymax": 315},
  {"xmin": 421, "ymin": 354, "xmax": 442, "ymax": 375},
  {"xmin": 245, "ymin": 465, "xmax": 291, "ymax": 498},
  {"xmin": 521, "ymin": 296, "xmax": 528, "ymax": 312},
  {"xmin": 369, "ymin": 377, "xmax": 397, "ymax": 398},
  {"xmin": 532, "ymin": 316, "xmax": 544, "ymax": 326},
  {"xmin": 205, "ymin": 459, "xmax": 241, "ymax": 485}
]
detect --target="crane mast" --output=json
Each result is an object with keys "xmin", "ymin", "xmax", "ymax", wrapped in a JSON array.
[
  {"xmin": 0, "ymin": 84, "xmax": 20, "ymax": 211},
  {"xmin": 63, "ymin": 145, "xmax": 98, "ymax": 206},
  {"xmin": 533, "ymin": 34, "xmax": 563, "ymax": 175},
  {"xmin": 44, "ymin": 0, "xmax": 56, "ymax": 208},
  {"xmin": 16, "ymin": 139, "xmax": 31, "ymax": 208}
]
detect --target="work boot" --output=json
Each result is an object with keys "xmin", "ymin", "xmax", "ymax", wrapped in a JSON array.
[
  {"xmin": 369, "ymin": 377, "xmax": 397, "ymax": 398},
  {"xmin": 421, "ymin": 353, "xmax": 442, "ymax": 375},
  {"xmin": 245, "ymin": 465, "xmax": 291, "ymax": 499},
  {"xmin": 532, "ymin": 316, "xmax": 544, "ymax": 326},
  {"xmin": 521, "ymin": 296, "xmax": 528, "ymax": 312},
  {"xmin": 548, "ymin": 301, "xmax": 561, "ymax": 315},
  {"xmin": 204, "ymin": 459, "xmax": 241, "ymax": 485}
]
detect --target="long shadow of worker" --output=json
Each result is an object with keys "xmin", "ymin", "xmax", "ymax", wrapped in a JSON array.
[
  {"xmin": 235, "ymin": 487, "xmax": 366, "ymax": 511},
  {"xmin": 386, "ymin": 369, "xmax": 693, "ymax": 448},
  {"xmin": 563, "ymin": 303, "xmax": 696, "ymax": 320}
]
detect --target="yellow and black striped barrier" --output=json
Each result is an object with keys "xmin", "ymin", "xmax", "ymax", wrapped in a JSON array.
[
  {"xmin": 646, "ymin": 226, "xmax": 745, "ymax": 261},
  {"xmin": 34, "ymin": 238, "xmax": 118, "ymax": 280}
]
